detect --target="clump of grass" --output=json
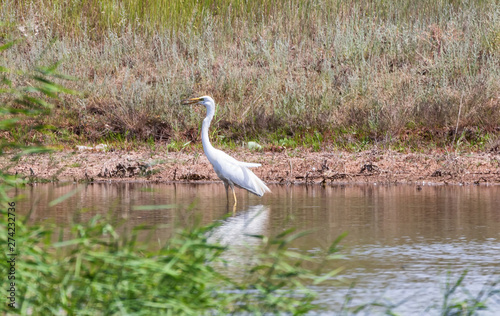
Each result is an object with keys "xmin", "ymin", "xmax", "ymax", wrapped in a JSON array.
[{"xmin": 438, "ymin": 271, "xmax": 496, "ymax": 315}]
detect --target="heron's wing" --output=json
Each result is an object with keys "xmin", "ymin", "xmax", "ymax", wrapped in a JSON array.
[
  {"xmin": 210, "ymin": 150, "xmax": 270, "ymax": 196},
  {"xmin": 212, "ymin": 149, "xmax": 261, "ymax": 167},
  {"xmin": 234, "ymin": 167, "xmax": 271, "ymax": 196},
  {"xmin": 223, "ymin": 164, "xmax": 270, "ymax": 196}
]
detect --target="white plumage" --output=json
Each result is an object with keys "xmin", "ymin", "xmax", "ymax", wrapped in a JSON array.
[{"xmin": 182, "ymin": 96, "xmax": 271, "ymax": 203}]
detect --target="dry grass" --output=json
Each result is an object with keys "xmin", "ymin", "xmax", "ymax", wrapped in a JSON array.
[{"xmin": 1, "ymin": 0, "xmax": 499, "ymax": 150}]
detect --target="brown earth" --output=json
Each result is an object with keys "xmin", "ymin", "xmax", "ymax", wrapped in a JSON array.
[{"xmin": 2, "ymin": 147, "xmax": 500, "ymax": 186}]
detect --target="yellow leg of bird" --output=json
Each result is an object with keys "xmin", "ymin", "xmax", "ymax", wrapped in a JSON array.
[
  {"xmin": 232, "ymin": 187, "xmax": 237, "ymax": 206},
  {"xmin": 228, "ymin": 185, "xmax": 237, "ymax": 213}
]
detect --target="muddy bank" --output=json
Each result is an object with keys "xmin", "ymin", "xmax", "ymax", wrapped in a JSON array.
[{"xmin": 2, "ymin": 148, "xmax": 500, "ymax": 186}]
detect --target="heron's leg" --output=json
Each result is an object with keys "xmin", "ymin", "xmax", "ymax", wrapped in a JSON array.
[
  {"xmin": 230, "ymin": 183, "xmax": 237, "ymax": 206},
  {"xmin": 231, "ymin": 187, "xmax": 237, "ymax": 214}
]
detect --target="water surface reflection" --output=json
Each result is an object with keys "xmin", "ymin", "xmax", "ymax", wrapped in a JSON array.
[{"xmin": 15, "ymin": 183, "xmax": 500, "ymax": 314}]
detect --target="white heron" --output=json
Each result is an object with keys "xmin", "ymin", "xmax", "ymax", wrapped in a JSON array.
[{"xmin": 182, "ymin": 96, "xmax": 270, "ymax": 205}]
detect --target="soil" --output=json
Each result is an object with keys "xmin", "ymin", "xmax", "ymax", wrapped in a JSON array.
[{"xmin": 2, "ymin": 147, "xmax": 500, "ymax": 186}]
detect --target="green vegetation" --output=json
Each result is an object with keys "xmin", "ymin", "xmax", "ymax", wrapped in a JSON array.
[
  {"xmin": 0, "ymin": 212, "xmax": 346, "ymax": 315},
  {"xmin": 1, "ymin": 0, "xmax": 498, "ymax": 151},
  {"xmin": 0, "ymin": 38, "xmax": 76, "ymax": 187}
]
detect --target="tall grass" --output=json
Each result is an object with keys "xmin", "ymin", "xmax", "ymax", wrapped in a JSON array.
[{"xmin": 2, "ymin": 0, "xmax": 500, "ymax": 148}]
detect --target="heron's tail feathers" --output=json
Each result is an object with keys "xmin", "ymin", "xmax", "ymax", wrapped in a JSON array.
[
  {"xmin": 247, "ymin": 170, "xmax": 271, "ymax": 197},
  {"xmin": 238, "ymin": 162, "xmax": 261, "ymax": 168},
  {"xmin": 233, "ymin": 166, "xmax": 271, "ymax": 197}
]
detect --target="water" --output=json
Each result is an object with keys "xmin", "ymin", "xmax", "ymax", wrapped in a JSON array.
[{"xmin": 15, "ymin": 183, "xmax": 500, "ymax": 314}]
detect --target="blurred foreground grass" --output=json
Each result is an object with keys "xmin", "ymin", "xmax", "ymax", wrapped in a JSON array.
[{"xmin": 0, "ymin": 211, "xmax": 346, "ymax": 315}]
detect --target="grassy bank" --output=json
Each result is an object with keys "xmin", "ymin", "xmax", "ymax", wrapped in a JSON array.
[{"xmin": 1, "ymin": 0, "xmax": 500, "ymax": 151}]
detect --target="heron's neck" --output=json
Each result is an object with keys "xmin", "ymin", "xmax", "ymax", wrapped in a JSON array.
[{"xmin": 202, "ymin": 112, "xmax": 215, "ymax": 154}]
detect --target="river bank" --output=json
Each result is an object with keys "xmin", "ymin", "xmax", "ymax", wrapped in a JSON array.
[{"xmin": 2, "ymin": 147, "xmax": 499, "ymax": 186}]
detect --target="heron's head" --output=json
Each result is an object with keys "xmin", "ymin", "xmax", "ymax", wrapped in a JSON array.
[{"xmin": 181, "ymin": 96, "xmax": 215, "ymax": 108}]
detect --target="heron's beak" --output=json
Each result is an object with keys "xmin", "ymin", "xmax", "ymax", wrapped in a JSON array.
[{"xmin": 181, "ymin": 97, "xmax": 202, "ymax": 105}]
